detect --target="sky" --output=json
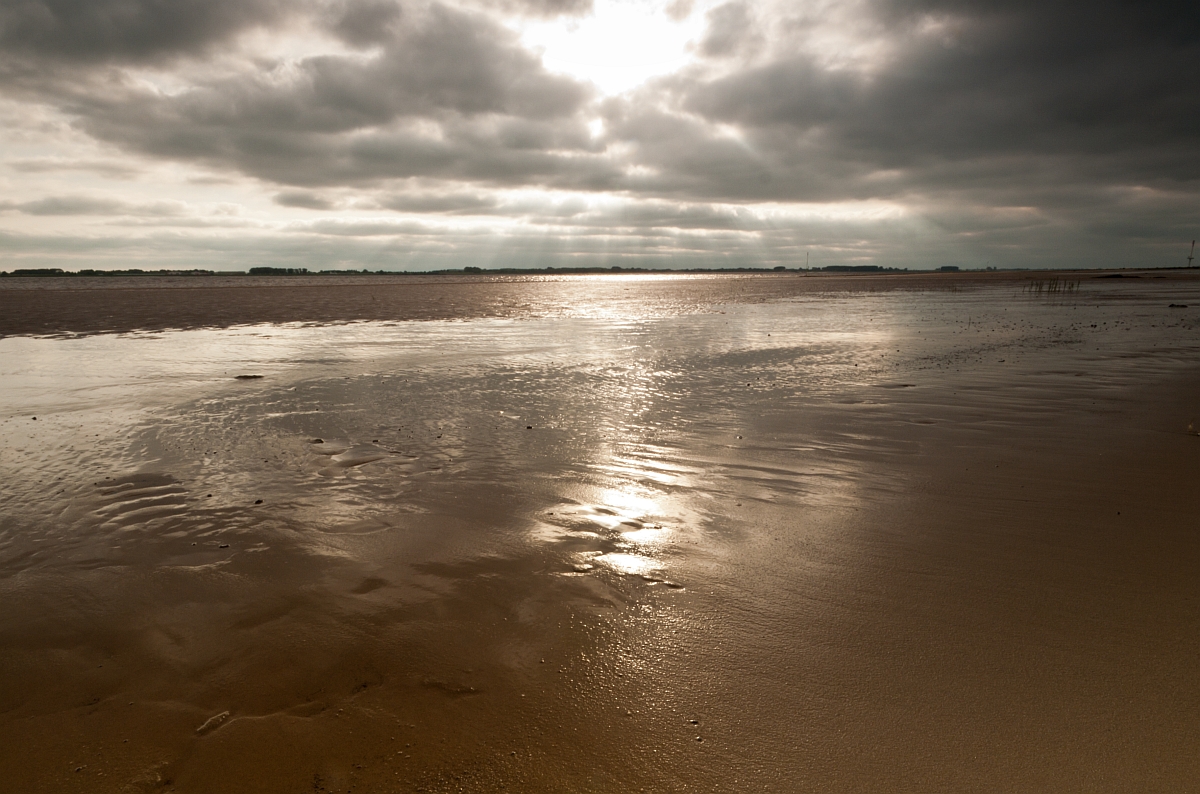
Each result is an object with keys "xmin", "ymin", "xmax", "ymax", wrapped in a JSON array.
[{"xmin": 0, "ymin": 0, "xmax": 1196, "ymax": 271}]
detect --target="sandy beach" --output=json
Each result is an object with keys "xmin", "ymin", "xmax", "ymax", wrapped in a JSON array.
[{"xmin": 1, "ymin": 271, "xmax": 1198, "ymax": 793}]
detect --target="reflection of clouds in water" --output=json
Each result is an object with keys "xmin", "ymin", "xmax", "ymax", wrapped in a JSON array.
[
  {"xmin": 15, "ymin": 282, "xmax": 1128, "ymax": 583},
  {"xmin": 526, "ymin": 317, "xmax": 706, "ymax": 577},
  {"xmin": 3, "ymin": 294, "xmax": 893, "ymax": 580}
]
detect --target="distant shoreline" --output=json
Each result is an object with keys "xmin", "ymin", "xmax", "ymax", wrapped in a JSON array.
[
  {"xmin": 3, "ymin": 264, "xmax": 1196, "ymax": 278},
  {"xmin": 3, "ymin": 264, "xmax": 906, "ymax": 277}
]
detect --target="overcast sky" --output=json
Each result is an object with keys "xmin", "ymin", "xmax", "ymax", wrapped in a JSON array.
[{"xmin": 0, "ymin": 0, "xmax": 1196, "ymax": 271}]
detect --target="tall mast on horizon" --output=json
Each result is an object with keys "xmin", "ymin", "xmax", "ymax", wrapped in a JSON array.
[{"xmin": 1189, "ymin": 240, "xmax": 1196, "ymax": 268}]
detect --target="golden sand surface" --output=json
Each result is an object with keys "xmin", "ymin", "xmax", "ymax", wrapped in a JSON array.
[{"xmin": 0, "ymin": 271, "xmax": 1197, "ymax": 792}]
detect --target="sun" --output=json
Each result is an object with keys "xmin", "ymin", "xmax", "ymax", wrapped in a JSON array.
[{"xmin": 517, "ymin": 0, "xmax": 713, "ymax": 95}]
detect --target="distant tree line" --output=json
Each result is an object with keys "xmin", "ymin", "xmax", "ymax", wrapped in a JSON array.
[{"xmin": 0, "ymin": 268, "xmax": 216, "ymax": 277}]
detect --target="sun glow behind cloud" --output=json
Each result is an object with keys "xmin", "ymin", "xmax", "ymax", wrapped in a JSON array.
[
  {"xmin": 288, "ymin": 192, "xmax": 908, "ymax": 233},
  {"xmin": 519, "ymin": 0, "xmax": 712, "ymax": 95},
  {"xmin": 0, "ymin": 0, "xmax": 1191, "ymax": 271}
]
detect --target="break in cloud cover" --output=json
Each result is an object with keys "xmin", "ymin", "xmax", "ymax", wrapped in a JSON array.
[{"xmin": 0, "ymin": 0, "xmax": 1196, "ymax": 271}]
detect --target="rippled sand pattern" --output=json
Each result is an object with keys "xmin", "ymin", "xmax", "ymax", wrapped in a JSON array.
[{"xmin": 1, "ymin": 273, "xmax": 1199, "ymax": 792}]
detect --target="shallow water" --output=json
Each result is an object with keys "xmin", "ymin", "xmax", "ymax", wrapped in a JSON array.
[{"xmin": 1, "ymin": 275, "xmax": 1199, "ymax": 792}]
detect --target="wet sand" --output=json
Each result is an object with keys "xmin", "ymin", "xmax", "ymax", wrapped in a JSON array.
[
  {"xmin": 1, "ymin": 272, "xmax": 1198, "ymax": 792},
  {"xmin": 0, "ymin": 269, "xmax": 1181, "ymax": 338}
]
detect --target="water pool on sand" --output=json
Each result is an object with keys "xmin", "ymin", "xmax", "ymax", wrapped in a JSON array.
[{"xmin": 1, "ymin": 272, "xmax": 1198, "ymax": 792}]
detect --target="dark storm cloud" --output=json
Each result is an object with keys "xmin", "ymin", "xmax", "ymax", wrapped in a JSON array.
[
  {"xmin": 274, "ymin": 190, "xmax": 337, "ymax": 209},
  {"xmin": 127, "ymin": 5, "xmax": 587, "ymax": 128},
  {"xmin": 56, "ymin": 3, "xmax": 608, "ymax": 187},
  {"xmin": 697, "ymin": 2, "xmax": 760, "ymax": 58},
  {"xmin": 676, "ymin": 0, "xmax": 1200, "ymax": 200},
  {"xmin": 376, "ymin": 190, "xmax": 501, "ymax": 213},
  {"xmin": 0, "ymin": 0, "xmax": 295, "ymax": 63},
  {"xmin": 0, "ymin": 0, "xmax": 1196, "ymax": 269},
  {"xmin": 0, "ymin": 194, "xmax": 185, "ymax": 215},
  {"xmin": 599, "ymin": 97, "xmax": 799, "ymax": 200},
  {"xmin": 20, "ymin": 0, "xmax": 1194, "ymax": 206},
  {"xmin": 78, "ymin": 115, "xmax": 614, "ymax": 189},
  {"xmin": 5, "ymin": 156, "xmax": 141, "ymax": 178},
  {"xmin": 468, "ymin": 0, "xmax": 593, "ymax": 17},
  {"xmin": 329, "ymin": 0, "xmax": 403, "ymax": 46}
]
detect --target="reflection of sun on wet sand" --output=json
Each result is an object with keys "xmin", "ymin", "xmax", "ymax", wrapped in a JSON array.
[{"xmin": 0, "ymin": 270, "xmax": 1199, "ymax": 792}]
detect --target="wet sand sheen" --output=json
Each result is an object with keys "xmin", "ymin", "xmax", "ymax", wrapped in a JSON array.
[{"xmin": 0, "ymin": 273, "xmax": 1198, "ymax": 792}]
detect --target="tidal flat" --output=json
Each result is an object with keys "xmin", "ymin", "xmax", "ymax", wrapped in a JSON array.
[{"xmin": 1, "ymin": 271, "xmax": 1198, "ymax": 793}]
